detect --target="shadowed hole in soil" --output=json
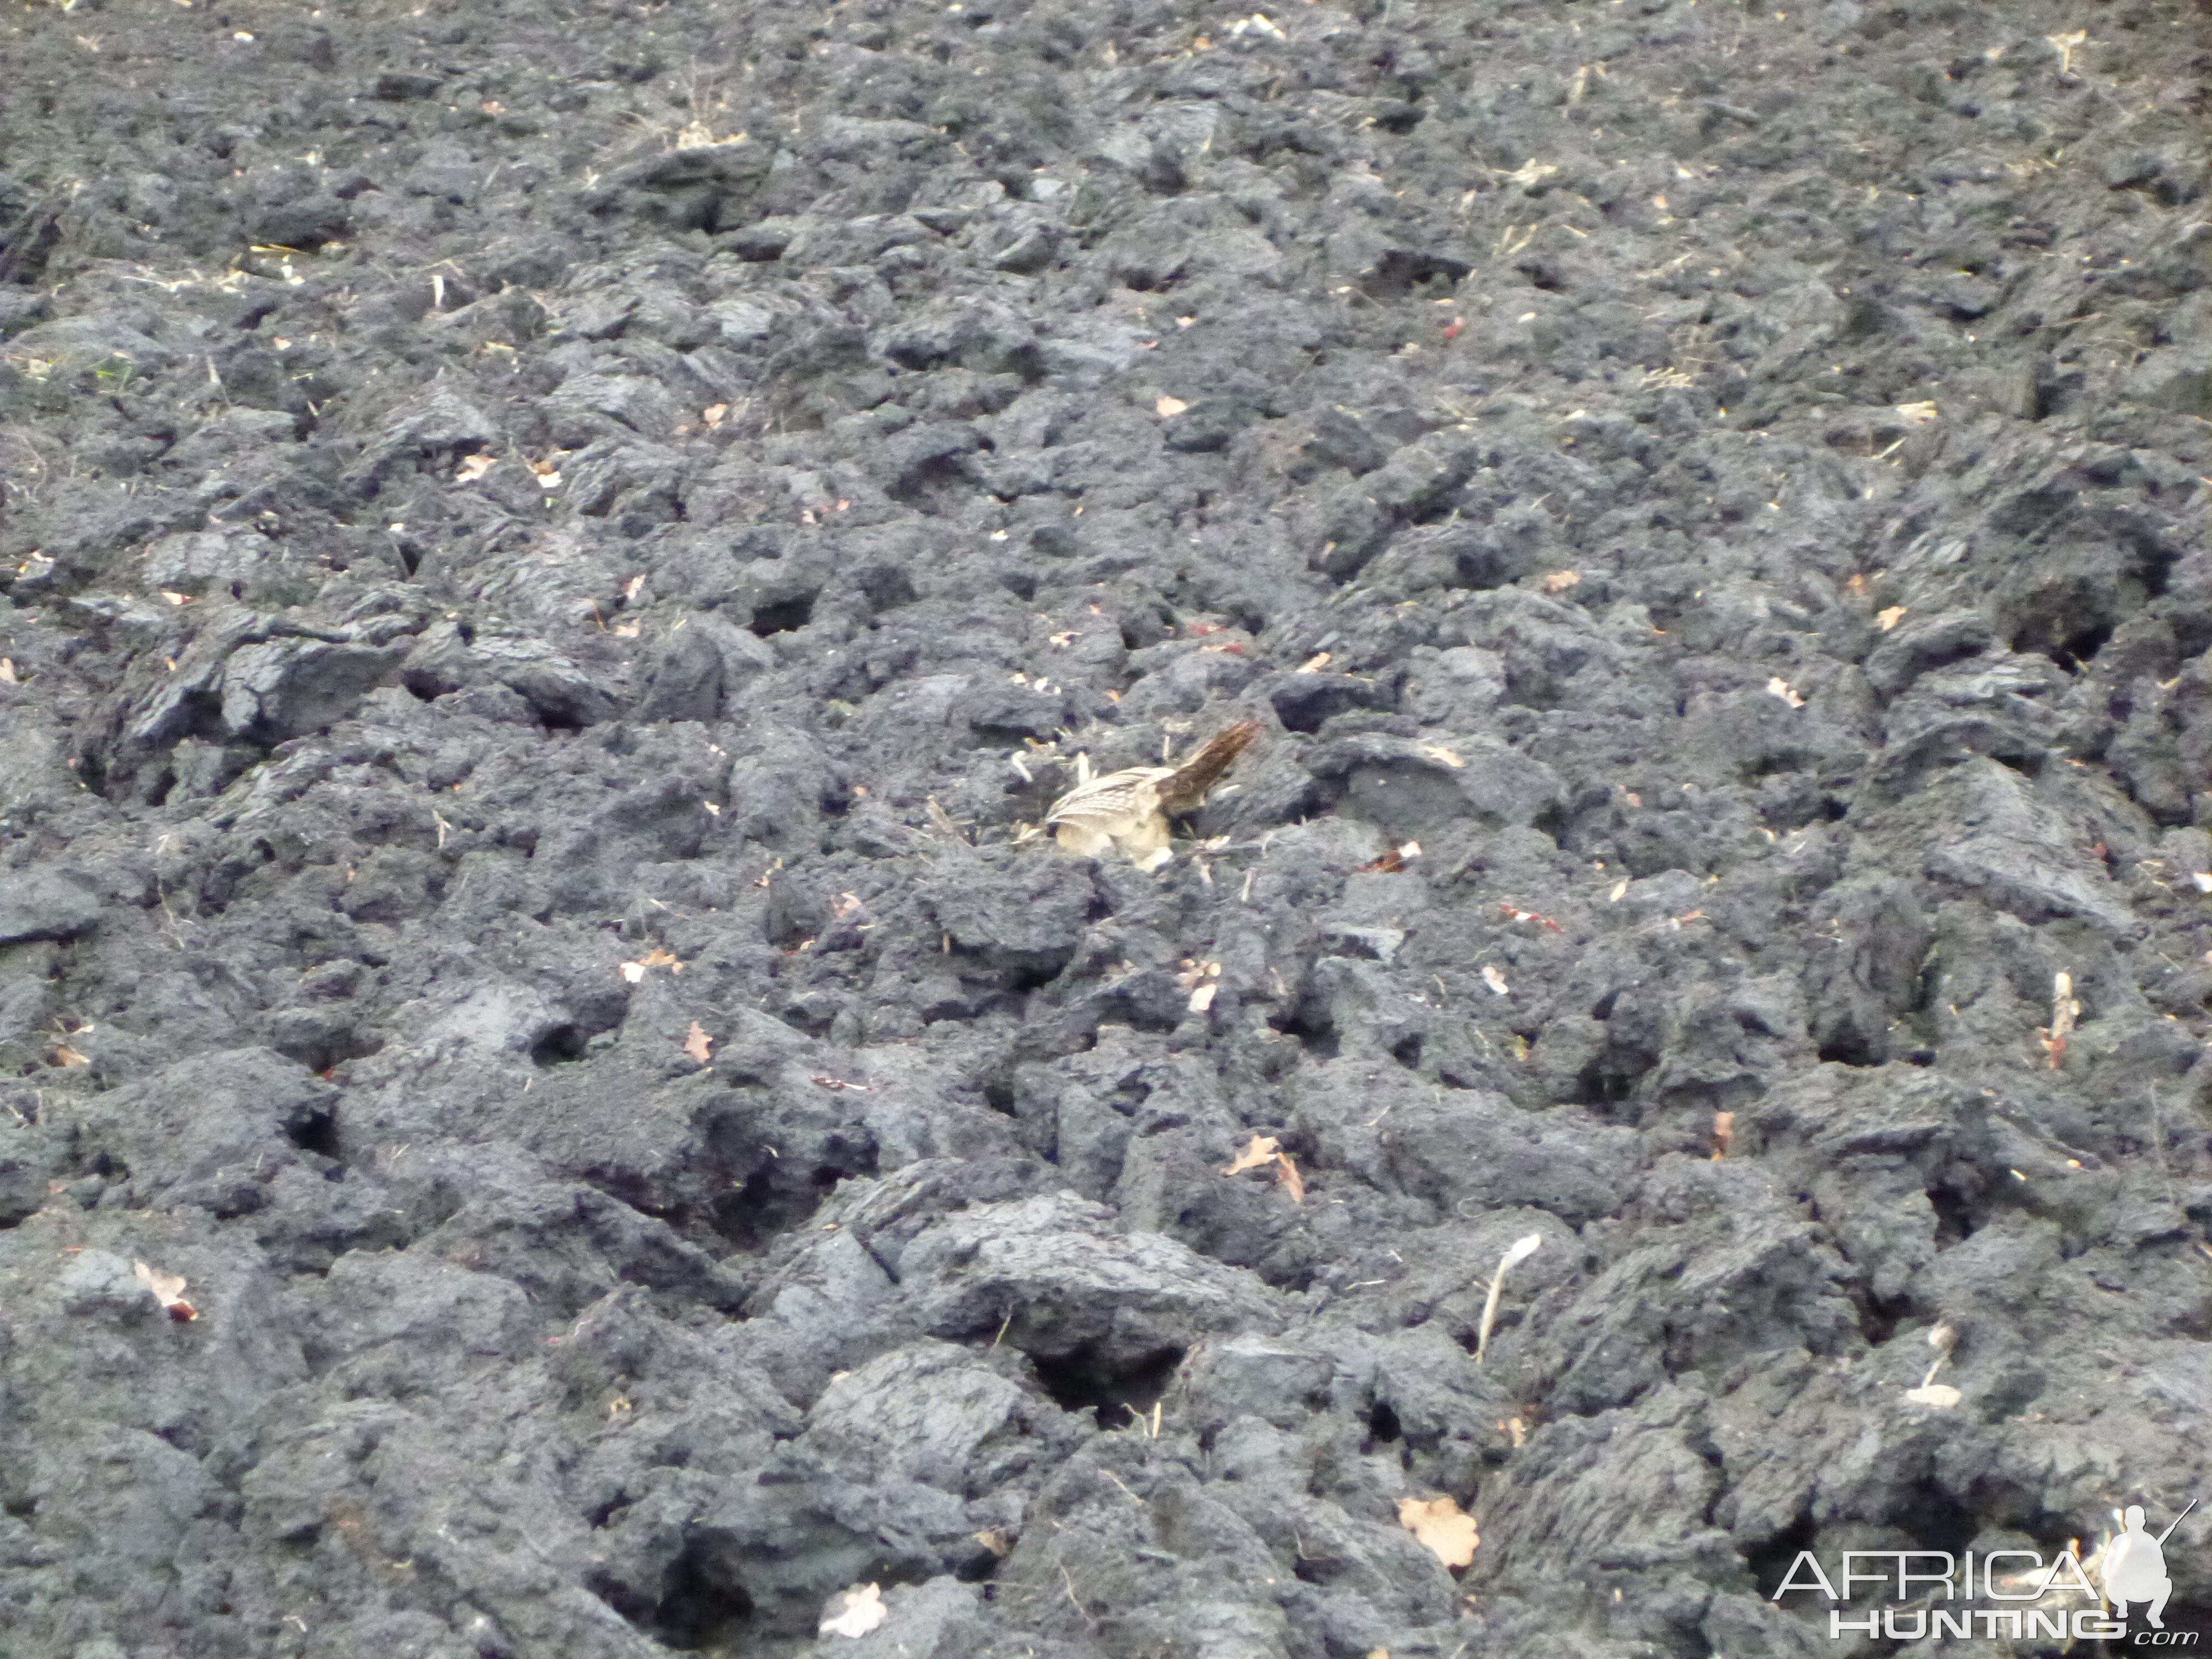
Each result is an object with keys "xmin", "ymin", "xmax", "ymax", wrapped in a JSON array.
[
  {"xmin": 1856, "ymin": 1295, "xmax": 1907, "ymax": 1348},
  {"xmin": 1030, "ymin": 1343, "xmax": 1185, "ymax": 1430},
  {"xmin": 708, "ymin": 1137, "xmax": 878, "ymax": 1251},
  {"xmin": 712, "ymin": 1173, "xmax": 814, "ymax": 1249},
  {"xmin": 1928, "ymin": 1179, "xmax": 1979, "ymax": 1245},
  {"xmin": 1817, "ymin": 1031, "xmax": 1885, "ymax": 1067},
  {"xmin": 274, "ymin": 1030, "xmax": 384, "ymax": 1075},
  {"xmin": 888, "ymin": 450, "xmax": 987, "ymax": 511},
  {"xmin": 999, "ymin": 956, "xmax": 1071, "ymax": 996},
  {"xmin": 531, "ymin": 1024, "xmax": 587, "ymax": 1066},
  {"xmin": 749, "ymin": 593, "xmax": 816, "ymax": 636},
  {"xmin": 1515, "ymin": 258, "xmax": 1566, "ymax": 293},
  {"xmin": 1571, "ymin": 1052, "xmax": 1645, "ymax": 1109},
  {"xmin": 2038, "ymin": 618, "xmax": 2115, "ymax": 672},
  {"xmin": 593, "ymin": 1527, "xmax": 755, "ymax": 1651},
  {"xmin": 1269, "ymin": 674, "xmax": 1381, "ymax": 732},
  {"xmin": 284, "ymin": 1107, "xmax": 341, "ymax": 1160},
  {"xmin": 1896, "ymin": 1480, "xmax": 1978, "ymax": 1559},
  {"xmin": 1744, "ymin": 1510, "xmax": 1820, "ymax": 1601},
  {"xmin": 1269, "ymin": 1005, "xmax": 1340, "ymax": 1060},
  {"xmin": 1363, "ymin": 248, "xmax": 1469, "ymax": 300}
]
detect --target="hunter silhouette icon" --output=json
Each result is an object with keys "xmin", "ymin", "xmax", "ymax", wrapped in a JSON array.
[{"xmin": 2105, "ymin": 1499, "xmax": 2195, "ymax": 1629}]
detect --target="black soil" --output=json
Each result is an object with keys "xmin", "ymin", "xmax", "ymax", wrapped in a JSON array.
[{"xmin": 3, "ymin": 0, "xmax": 2211, "ymax": 1655}]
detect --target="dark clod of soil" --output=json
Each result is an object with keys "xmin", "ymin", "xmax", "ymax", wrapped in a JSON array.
[{"xmin": 4, "ymin": 0, "xmax": 2212, "ymax": 1655}]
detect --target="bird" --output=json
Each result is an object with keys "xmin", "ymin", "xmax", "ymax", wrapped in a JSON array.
[{"xmin": 1046, "ymin": 719, "xmax": 1259, "ymax": 870}]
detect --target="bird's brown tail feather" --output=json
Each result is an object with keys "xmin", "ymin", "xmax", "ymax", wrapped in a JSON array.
[{"xmin": 1157, "ymin": 719, "xmax": 1260, "ymax": 813}]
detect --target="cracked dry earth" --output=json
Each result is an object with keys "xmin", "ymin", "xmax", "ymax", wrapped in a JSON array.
[{"xmin": 3, "ymin": 0, "xmax": 2212, "ymax": 1655}]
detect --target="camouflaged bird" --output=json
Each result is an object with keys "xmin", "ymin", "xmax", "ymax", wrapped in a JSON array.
[{"xmin": 1046, "ymin": 720, "xmax": 1259, "ymax": 870}]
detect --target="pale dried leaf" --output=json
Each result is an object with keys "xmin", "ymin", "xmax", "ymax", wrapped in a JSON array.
[
  {"xmin": 702, "ymin": 403, "xmax": 728, "ymax": 429},
  {"xmin": 1481, "ymin": 964, "xmax": 1510, "ymax": 997},
  {"xmin": 1712, "ymin": 1110, "xmax": 1735, "ymax": 1160},
  {"xmin": 134, "ymin": 1261, "xmax": 187, "ymax": 1304},
  {"xmin": 133, "ymin": 1260, "xmax": 199, "ymax": 1320},
  {"xmin": 2050, "ymin": 971, "xmax": 2079, "ymax": 1036},
  {"xmin": 1274, "ymin": 1151, "xmax": 1305, "ymax": 1203},
  {"xmin": 639, "ymin": 947, "xmax": 679, "ymax": 968},
  {"xmin": 1903, "ymin": 1384, "xmax": 1962, "ymax": 1408},
  {"xmin": 1188, "ymin": 982, "xmax": 1218, "ymax": 1013},
  {"xmin": 1296, "ymin": 651, "xmax": 1332, "ymax": 673},
  {"xmin": 684, "ymin": 1021, "xmax": 714, "ymax": 1065},
  {"xmin": 1396, "ymin": 1495, "xmax": 1479, "ymax": 1569},
  {"xmin": 1608, "ymin": 879, "xmax": 1629, "ymax": 901},
  {"xmin": 1893, "ymin": 400, "xmax": 1939, "ymax": 425},
  {"xmin": 160, "ymin": 589, "xmax": 194, "ymax": 606},
  {"xmin": 611, "ymin": 619, "xmax": 641, "ymax": 638},
  {"xmin": 1154, "ymin": 395, "xmax": 1188, "ymax": 417},
  {"xmin": 52, "ymin": 1043, "xmax": 89, "ymax": 1068},
  {"xmin": 1542, "ymin": 569, "xmax": 1582, "ymax": 592},
  {"xmin": 1221, "ymin": 1134, "xmax": 1281, "ymax": 1176},
  {"xmin": 619, "ymin": 961, "xmax": 648, "ymax": 984},
  {"xmin": 820, "ymin": 1582, "xmax": 886, "ymax": 1639},
  {"xmin": 2192, "ymin": 872, "xmax": 2212, "ymax": 894},
  {"xmin": 456, "ymin": 452, "xmax": 496, "ymax": 481},
  {"xmin": 1876, "ymin": 605, "xmax": 1907, "ymax": 630},
  {"xmin": 1420, "ymin": 744, "xmax": 1465, "ymax": 769},
  {"xmin": 0, "ymin": 658, "xmax": 14, "ymax": 684},
  {"xmin": 1765, "ymin": 677, "xmax": 1805, "ymax": 708}
]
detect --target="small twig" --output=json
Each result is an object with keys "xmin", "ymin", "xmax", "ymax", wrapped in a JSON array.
[
  {"xmin": 1476, "ymin": 1234, "xmax": 1542, "ymax": 1365},
  {"xmin": 1919, "ymin": 1323, "xmax": 1956, "ymax": 1389},
  {"xmin": 1099, "ymin": 1469, "xmax": 1146, "ymax": 1506},
  {"xmin": 1058, "ymin": 1562, "xmax": 1097, "ymax": 1627},
  {"xmin": 2037, "ymin": 970, "xmax": 2079, "ymax": 1068}
]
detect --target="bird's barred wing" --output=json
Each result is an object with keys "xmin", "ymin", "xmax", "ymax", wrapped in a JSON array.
[{"xmin": 1045, "ymin": 768, "xmax": 1171, "ymax": 829}]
